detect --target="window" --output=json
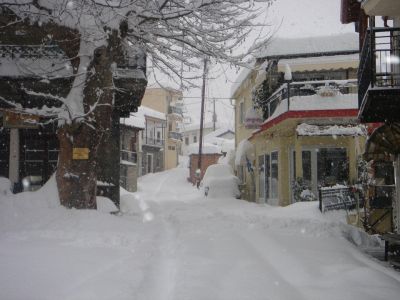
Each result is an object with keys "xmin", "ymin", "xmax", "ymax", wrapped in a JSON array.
[
  {"xmin": 169, "ymin": 122, "xmax": 172, "ymax": 132},
  {"xmin": 193, "ymin": 135, "xmax": 197, "ymax": 143},
  {"xmin": 185, "ymin": 137, "xmax": 189, "ymax": 145},
  {"xmin": 271, "ymin": 151, "xmax": 278, "ymax": 199},
  {"xmin": 168, "ymin": 146, "xmax": 176, "ymax": 151},
  {"xmin": 317, "ymin": 148, "xmax": 348, "ymax": 186}
]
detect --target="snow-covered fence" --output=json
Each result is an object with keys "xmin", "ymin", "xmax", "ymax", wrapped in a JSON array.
[{"xmin": 318, "ymin": 186, "xmax": 359, "ymax": 213}]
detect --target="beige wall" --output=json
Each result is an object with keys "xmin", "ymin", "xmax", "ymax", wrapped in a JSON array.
[
  {"xmin": 252, "ymin": 119, "xmax": 365, "ymax": 206},
  {"xmin": 233, "ymin": 69, "xmax": 262, "ymax": 201},
  {"xmin": 142, "ymin": 87, "xmax": 183, "ymax": 170}
]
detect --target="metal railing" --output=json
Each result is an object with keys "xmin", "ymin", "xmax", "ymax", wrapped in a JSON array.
[
  {"xmin": 263, "ymin": 79, "xmax": 358, "ymax": 119},
  {"xmin": 358, "ymin": 27, "xmax": 400, "ymax": 105},
  {"xmin": 120, "ymin": 149, "xmax": 137, "ymax": 164},
  {"xmin": 168, "ymin": 131, "xmax": 182, "ymax": 140},
  {"xmin": 143, "ymin": 136, "xmax": 164, "ymax": 147},
  {"xmin": 168, "ymin": 106, "xmax": 183, "ymax": 115}
]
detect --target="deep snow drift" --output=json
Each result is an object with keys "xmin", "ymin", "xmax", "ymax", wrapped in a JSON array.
[{"xmin": 1, "ymin": 164, "xmax": 400, "ymax": 300}]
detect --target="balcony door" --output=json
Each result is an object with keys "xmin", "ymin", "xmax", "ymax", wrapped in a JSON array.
[{"xmin": 147, "ymin": 153, "xmax": 153, "ymax": 173}]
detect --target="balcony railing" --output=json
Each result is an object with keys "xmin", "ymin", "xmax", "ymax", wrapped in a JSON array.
[
  {"xmin": 168, "ymin": 106, "xmax": 183, "ymax": 115},
  {"xmin": 120, "ymin": 149, "xmax": 137, "ymax": 164},
  {"xmin": 263, "ymin": 79, "xmax": 358, "ymax": 119},
  {"xmin": 358, "ymin": 27, "xmax": 400, "ymax": 106},
  {"xmin": 143, "ymin": 136, "xmax": 164, "ymax": 147},
  {"xmin": 168, "ymin": 131, "xmax": 182, "ymax": 140}
]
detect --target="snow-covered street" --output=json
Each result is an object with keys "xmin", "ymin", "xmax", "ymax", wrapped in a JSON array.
[{"xmin": 1, "ymin": 164, "xmax": 400, "ymax": 300}]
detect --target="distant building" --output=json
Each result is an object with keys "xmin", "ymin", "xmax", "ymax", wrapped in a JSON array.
[
  {"xmin": 121, "ymin": 106, "xmax": 166, "ymax": 181},
  {"xmin": 181, "ymin": 122, "xmax": 215, "ymax": 155},
  {"xmin": 141, "ymin": 87, "xmax": 183, "ymax": 170}
]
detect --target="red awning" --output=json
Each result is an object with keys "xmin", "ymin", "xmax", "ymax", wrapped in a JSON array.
[{"xmin": 340, "ymin": 0, "xmax": 361, "ymax": 24}]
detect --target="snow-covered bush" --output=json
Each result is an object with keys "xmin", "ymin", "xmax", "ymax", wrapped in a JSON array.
[{"xmin": 292, "ymin": 178, "xmax": 316, "ymax": 202}]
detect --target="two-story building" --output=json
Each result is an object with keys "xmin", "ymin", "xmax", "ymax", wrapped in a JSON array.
[
  {"xmin": 341, "ymin": 0, "xmax": 400, "ymax": 234},
  {"xmin": 141, "ymin": 87, "xmax": 183, "ymax": 170},
  {"xmin": 233, "ymin": 33, "xmax": 366, "ymax": 205}
]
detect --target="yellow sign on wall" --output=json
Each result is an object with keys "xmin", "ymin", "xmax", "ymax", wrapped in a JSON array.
[{"xmin": 73, "ymin": 148, "xmax": 89, "ymax": 160}]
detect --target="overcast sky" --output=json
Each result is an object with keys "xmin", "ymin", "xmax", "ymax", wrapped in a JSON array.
[{"xmin": 148, "ymin": 0, "xmax": 357, "ymax": 130}]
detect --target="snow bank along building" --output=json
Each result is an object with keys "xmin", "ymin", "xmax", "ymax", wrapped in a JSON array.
[
  {"xmin": 341, "ymin": 0, "xmax": 400, "ymax": 235},
  {"xmin": 0, "ymin": 8, "xmax": 147, "ymax": 206},
  {"xmin": 233, "ymin": 32, "xmax": 367, "ymax": 206}
]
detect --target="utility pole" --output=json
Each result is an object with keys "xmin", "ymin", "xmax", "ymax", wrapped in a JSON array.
[{"xmin": 197, "ymin": 58, "xmax": 208, "ymax": 187}]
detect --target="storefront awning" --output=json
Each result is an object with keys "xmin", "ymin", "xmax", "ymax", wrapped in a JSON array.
[{"xmin": 364, "ymin": 123, "xmax": 400, "ymax": 161}]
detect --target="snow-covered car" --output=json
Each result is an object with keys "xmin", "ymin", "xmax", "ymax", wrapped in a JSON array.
[{"xmin": 201, "ymin": 164, "xmax": 240, "ymax": 199}]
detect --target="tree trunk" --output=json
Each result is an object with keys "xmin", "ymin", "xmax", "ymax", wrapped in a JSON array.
[{"xmin": 56, "ymin": 36, "xmax": 116, "ymax": 209}]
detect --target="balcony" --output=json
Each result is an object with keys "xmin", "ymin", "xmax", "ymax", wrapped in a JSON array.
[
  {"xmin": 143, "ymin": 136, "xmax": 164, "ymax": 147},
  {"xmin": 358, "ymin": 27, "xmax": 400, "ymax": 123},
  {"xmin": 261, "ymin": 79, "xmax": 358, "ymax": 122},
  {"xmin": 120, "ymin": 149, "xmax": 137, "ymax": 165},
  {"xmin": 168, "ymin": 131, "xmax": 182, "ymax": 140},
  {"xmin": 168, "ymin": 105, "xmax": 183, "ymax": 116}
]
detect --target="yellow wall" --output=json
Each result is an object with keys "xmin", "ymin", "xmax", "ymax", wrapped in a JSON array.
[
  {"xmin": 252, "ymin": 118, "xmax": 366, "ymax": 206},
  {"xmin": 233, "ymin": 69, "xmax": 262, "ymax": 201},
  {"xmin": 141, "ymin": 87, "xmax": 183, "ymax": 170}
]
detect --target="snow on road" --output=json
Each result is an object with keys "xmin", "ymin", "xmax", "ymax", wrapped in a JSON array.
[{"xmin": 1, "ymin": 164, "xmax": 400, "ymax": 300}]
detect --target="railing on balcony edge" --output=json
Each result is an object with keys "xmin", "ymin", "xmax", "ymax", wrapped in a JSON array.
[
  {"xmin": 120, "ymin": 149, "xmax": 137, "ymax": 164},
  {"xmin": 143, "ymin": 136, "xmax": 164, "ymax": 147},
  {"xmin": 168, "ymin": 131, "xmax": 182, "ymax": 140},
  {"xmin": 358, "ymin": 27, "xmax": 400, "ymax": 106},
  {"xmin": 262, "ymin": 79, "xmax": 358, "ymax": 119}
]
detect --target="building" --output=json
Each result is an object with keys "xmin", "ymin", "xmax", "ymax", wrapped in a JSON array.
[
  {"xmin": 233, "ymin": 33, "xmax": 366, "ymax": 205},
  {"xmin": 0, "ymin": 8, "xmax": 147, "ymax": 206},
  {"xmin": 141, "ymin": 87, "xmax": 183, "ymax": 170},
  {"xmin": 181, "ymin": 122, "xmax": 216, "ymax": 155},
  {"xmin": 120, "ymin": 113, "xmax": 145, "ymax": 192},
  {"xmin": 341, "ymin": 0, "xmax": 400, "ymax": 234}
]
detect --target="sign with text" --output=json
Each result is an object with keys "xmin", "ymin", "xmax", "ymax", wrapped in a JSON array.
[
  {"xmin": 3, "ymin": 111, "xmax": 39, "ymax": 128},
  {"xmin": 73, "ymin": 148, "xmax": 89, "ymax": 160}
]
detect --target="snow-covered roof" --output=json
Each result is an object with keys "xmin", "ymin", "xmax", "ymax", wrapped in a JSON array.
[
  {"xmin": 187, "ymin": 142, "xmax": 221, "ymax": 155},
  {"xmin": 296, "ymin": 123, "xmax": 367, "ymax": 137},
  {"xmin": 255, "ymin": 33, "xmax": 359, "ymax": 59},
  {"xmin": 120, "ymin": 105, "xmax": 165, "ymax": 129},
  {"xmin": 204, "ymin": 127, "xmax": 234, "ymax": 140},
  {"xmin": 183, "ymin": 121, "xmax": 215, "ymax": 132},
  {"xmin": 0, "ymin": 56, "xmax": 73, "ymax": 78}
]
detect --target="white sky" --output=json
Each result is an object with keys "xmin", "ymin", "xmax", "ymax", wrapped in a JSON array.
[{"xmin": 149, "ymin": 0, "xmax": 357, "ymax": 130}]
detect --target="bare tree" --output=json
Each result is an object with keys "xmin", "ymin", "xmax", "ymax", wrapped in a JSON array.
[{"xmin": 0, "ymin": 0, "xmax": 271, "ymax": 208}]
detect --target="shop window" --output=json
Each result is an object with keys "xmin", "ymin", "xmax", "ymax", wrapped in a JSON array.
[{"xmin": 317, "ymin": 148, "xmax": 348, "ymax": 186}]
